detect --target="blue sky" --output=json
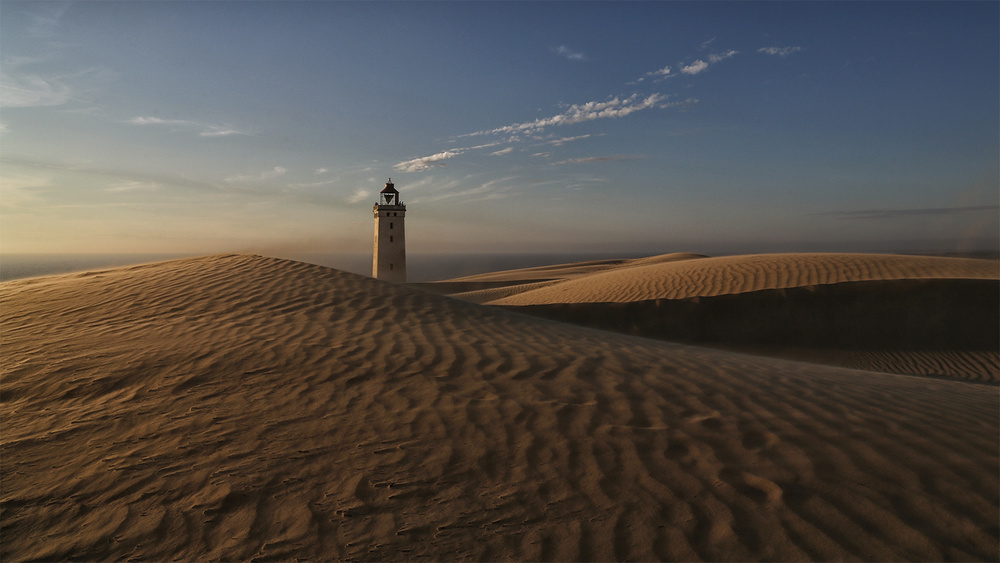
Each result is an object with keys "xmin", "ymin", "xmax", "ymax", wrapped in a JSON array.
[{"xmin": 2, "ymin": 1, "xmax": 997, "ymax": 256}]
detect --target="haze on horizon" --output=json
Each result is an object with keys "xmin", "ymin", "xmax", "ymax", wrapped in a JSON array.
[{"xmin": 1, "ymin": 1, "xmax": 997, "ymax": 258}]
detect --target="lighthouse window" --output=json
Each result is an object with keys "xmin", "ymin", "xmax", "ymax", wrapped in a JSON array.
[
  {"xmin": 390, "ymin": 236, "xmax": 393, "ymax": 242},
  {"xmin": 389, "ymin": 264, "xmax": 394, "ymax": 271},
  {"xmin": 390, "ymin": 222, "xmax": 394, "ymax": 229}
]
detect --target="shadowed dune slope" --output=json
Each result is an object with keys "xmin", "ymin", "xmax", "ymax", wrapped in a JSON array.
[
  {"xmin": 504, "ymin": 279, "xmax": 999, "ymax": 383},
  {"xmin": 487, "ymin": 253, "xmax": 998, "ymax": 305},
  {"xmin": 2, "ymin": 255, "xmax": 998, "ymax": 561}
]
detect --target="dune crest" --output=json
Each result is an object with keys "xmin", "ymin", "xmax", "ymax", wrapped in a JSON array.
[
  {"xmin": 2, "ymin": 255, "xmax": 997, "ymax": 561},
  {"xmin": 429, "ymin": 253, "xmax": 1000, "ymax": 381},
  {"xmin": 484, "ymin": 253, "xmax": 998, "ymax": 305}
]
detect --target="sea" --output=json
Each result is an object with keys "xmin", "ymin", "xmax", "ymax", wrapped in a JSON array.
[{"xmin": 0, "ymin": 252, "xmax": 655, "ymax": 284}]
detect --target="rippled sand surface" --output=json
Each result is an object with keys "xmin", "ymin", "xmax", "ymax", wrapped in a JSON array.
[
  {"xmin": 436, "ymin": 253, "xmax": 999, "ymax": 382},
  {"xmin": 483, "ymin": 253, "xmax": 998, "ymax": 305},
  {"xmin": 2, "ymin": 255, "xmax": 997, "ymax": 561}
]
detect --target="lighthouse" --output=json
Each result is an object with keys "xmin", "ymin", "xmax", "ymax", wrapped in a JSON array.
[{"xmin": 372, "ymin": 179, "xmax": 407, "ymax": 282}]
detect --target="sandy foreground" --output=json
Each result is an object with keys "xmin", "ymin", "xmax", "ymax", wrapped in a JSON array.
[{"xmin": 1, "ymin": 253, "xmax": 997, "ymax": 561}]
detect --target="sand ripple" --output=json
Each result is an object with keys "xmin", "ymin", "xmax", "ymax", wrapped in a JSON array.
[
  {"xmin": 489, "ymin": 253, "xmax": 999, "ymax": 305},
  {"xmin": 2, "ymin": 255, "xmax": 997, "ymax": 561}
]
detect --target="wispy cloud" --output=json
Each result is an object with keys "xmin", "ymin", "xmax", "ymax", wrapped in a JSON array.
[
  {"xmin": 394, "ymin": 149, "xmax": 464, "ymax": 173},
  {"xmin": 1, "ymin": 156, "xmax": 226, "ymax": 198},
  {"xmin": 680, "ymin": 50, "xmax": 739, "ymax": 75},
  {"xmin": 394, "ymin": 94, "xmax": 693, "ymax": 173},
  {"xmin": 553, "ymin": 45, "xmax": 586, "ymax": 61},
  {"xmin": 0, "ymin": 173, "xmax": 53, "ymax": 208},
  {"xmin": 680, "ymin": 60, "xmax": 709, "ymax": 75},
  {"xmin": 413, "ymin": 176, "xmax": 520, "ymax": 204},
  {"xmin": 130, "ymin": 116, "xmax": 190, "ymax": 126},
  {"xmin": 315, "ymin": 168, "xmax": 330, "ymax": 175},
  {"xmin": 466, "ymin": 93, "xmax": 667, "ymax": 138},
  {"xmin": 552, "ymin": 155, "xmax": 640, "ymax": 165},
  {"xmin": 0, "ymin": 72, "xmax": 74, "ymax": 107},
  {"xmin": 815, "ymin": 205, "xmax": 999, "ymax": 220},
  {"xmin": 758, "ymin": 46, "xmax": 803, "ymax": 57},
  {"xmin": 708, "ymin": 49, "xmax": 739, "ymax": 63},
  {"xmin": 637, "ymin": 65, "xmax": 673, "ymax": 83},
  {"xmin": 394, "ymin": 140, "xmax": 505, "ymax": 172},
  {"xmin": 398, "ymin": 41, "xmax": 719, "ymax": 175},
  {"xmin": 200, "ymin": 127, "xmax": 246, "ymax": 137},
  {"xmin": 27, "ymin": 2, "xmax": 70, "ymax": 38},
  {"xmin": 106, "ymin": 180, "xmax": 159, "ymax": 193},
  {"xmin": 225, "ymin": 166, "xmax": 287, "ymax": 183},
  {"xmin": 129, "ymin": 116, "xmax": 251, "ymax": 137},
  {"xmin": 285, "ymin": 179, "xmax": 335, "ymax": 189},
  {"xmin": 547, "ymin": 134, "xmax": 594, "ymax": 146},
  {"xmin": 348, "ymin": 189, "xmax": 370, "ymax": 204}
]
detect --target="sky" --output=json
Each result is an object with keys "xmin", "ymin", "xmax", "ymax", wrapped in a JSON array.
[{"xmin": 1, "ymin": 1, "xmax": 998, "ymax": 257}]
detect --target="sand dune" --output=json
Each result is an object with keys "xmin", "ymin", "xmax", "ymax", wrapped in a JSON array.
[
  {"xmin": 482, "ymin": 253, "xmax": 998, "ymax": 305},
  {"xmin": 505, "ymin": 278, "xmax": 999, "ymax": 383},
  {"xmin": 426, "ymin": 253, "xmax": 1000, "ymax": 381},
  {"xmin": 2, "ymin": 255, "xmax": 998, "ymax": 561}
]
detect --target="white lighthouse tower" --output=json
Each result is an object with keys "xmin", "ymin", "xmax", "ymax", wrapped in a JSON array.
[{"xmin": 372, "ymin": 179, "xmax": 407, "ymax": 282}]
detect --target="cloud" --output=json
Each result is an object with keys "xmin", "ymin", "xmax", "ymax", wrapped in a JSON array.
[
  {"xmin": 680, "ymin": 60, "xmax": 709, "ymax": 75},
  {"xmin": 680, "ymin": 50, "xmax": 738, "ymax": 75},
  {"xmin": 200, "ymin": 128, "xmax": 247, "ymax": 137},
  {"xmin": 285, "ymin": 179, "xmax": 335, "ymax": 189},
  {"xmin": 394, "ymin": 141, "xmax": 504, "ymax": 172},
  {"xmin": 644, "ymin": 66, "xmax": 672, "ymax": 80},
  {"xmin": 225, "ymin": 166, "xmax": 287, "ymax": 183},
  {"xmin": 413, "ymin": 176, "xmax": 520, "ymax": 204},
  {"xmin": 467, "ymin": 93, "xmax": 666, "ymax": 138},
  {"xmin": 0, "ymin": 73, "xmax": 74, "ymax": 107},
  {"xmin": 106, "ymin": 180, "xmax": 160, "ymax": 193},
  {"xmin": 758, "ymin": 46, "xmax": 803, "ymax": 57},
  {"xmin": 490, "ymin": 147, "xmax": 514, "ymax": 156},
  {"xmin": 708, "ymin": 49, "xmax": 739, "ymax": 63},
  {"xmin": 553, "ymin": 45, "xmax": 585, "ymax": 61},
  {"xmin": 27, "ymin": 2, "xmax": 70, "ymax": 38},
  {"xmin": 0, "ymin": 173, "xmax": 53, "ymax": 208},
  {"xmin": 130, "ymin": 116, "xmax": 190, "ymax": 126},
  {"xmin": 315, "ymin": 168, "xmax": 330, "ymax": 175},
  {"xmin": 1, "ymin": 156, "xmax": 228, "ymax": 199},
  {"xmin": 394, "ymin": 149, "xmax": 464, "ymax": 173},
  {"xmin": 547, "ymin": 134, "xmax": 593, "ymax": 146},
  {"xmin": 815, "ymin": 205, "xmax": 999, "ymax": 220},
  {"xmin": 348, "ymin": 189, "xmax": 370, "ymax": 204},
  {"xmin": 552, "ymin": 155, "xmax": 639, "ymax": 165},
  {"xmin": 129, "ymin": 116, "xmax": 250, "ymax": 137}
]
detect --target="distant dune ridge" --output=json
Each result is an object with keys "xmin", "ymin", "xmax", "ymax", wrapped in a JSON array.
[
  {"xmin": 2, "ymin": 254, "xmax": 998, "ymax": 561},
  {"xmin": 447, "ymin": 252, "xmax": 999, "ymax": 304},
  {"xmin": 428, "ymin": 252, "xmax": 1000, "ymax": 382}
]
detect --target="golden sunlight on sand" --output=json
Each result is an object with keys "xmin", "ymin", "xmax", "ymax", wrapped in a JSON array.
[{"xmin": 2, "ymin": 254, "xmax": 997, "ymax": 561}]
